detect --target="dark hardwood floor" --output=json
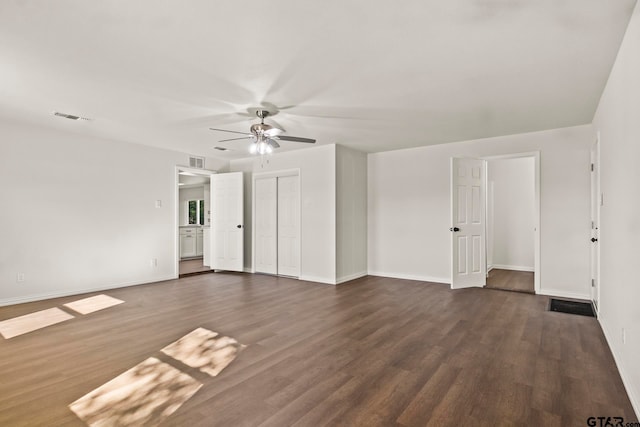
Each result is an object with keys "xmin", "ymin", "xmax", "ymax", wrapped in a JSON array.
[
  {"xmin": 485, "ymin": 268, "xmax": 535, "ymax": 294},
  {"xmin": 179, "ymin": 258, "xmax": 213, "ymax": 276},
  {"xmin": 0, "ymin": 274, "xmax": 635, "ymax": 426}
]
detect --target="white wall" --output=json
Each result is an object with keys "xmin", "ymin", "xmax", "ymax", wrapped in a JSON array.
[
  {"xmin": 368, "ymin": 125, "xmax": 592, "ymax": 298},
  {"xmin": 229, "ymin": 145, "xmax": 336, "ymax": 284},
  {"xmin": 336, "ymin": 145, "xmax": 368, "ymax": 283},
  {"xmin": 488, "ymin": 157, "xmax": 535, "ymax": 271},
  {"xmin": 593, "ymin": 1, "xmax": 640, "ymax": 416},
  {"xmin": 0, "ymin": 120, "xmax": 227, "ymax": 305}
]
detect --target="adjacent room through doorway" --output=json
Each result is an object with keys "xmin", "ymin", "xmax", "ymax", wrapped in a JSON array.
[
  {"xmin": 177, "ymin": 168, "xmax": 213, "ymax": 277},
  {"xmin": 485, "ymin": 156, "xmax": 536, "ymax": 293}
]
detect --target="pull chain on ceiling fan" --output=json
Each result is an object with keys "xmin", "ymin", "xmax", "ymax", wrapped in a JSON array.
[{"xmin": 210, "ymin": 109, "xmax": 315, "ymax": 155}]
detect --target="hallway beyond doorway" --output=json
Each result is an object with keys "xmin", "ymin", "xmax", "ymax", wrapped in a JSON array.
[{"xmin": 485, "ymin": 268, "xmax": 534, "ymax": 294}]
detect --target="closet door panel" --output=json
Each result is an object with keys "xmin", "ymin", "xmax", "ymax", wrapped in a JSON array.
[
  {"xmin": 277, "ymin": 175, "xmax": 300, "ymax": 277},
  {"xmin": 255, "ymin": 177, "xmax": 278, "ymax": 275}
]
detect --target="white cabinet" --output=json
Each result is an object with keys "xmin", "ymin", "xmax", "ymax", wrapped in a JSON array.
[
  {"xmin": 180, "ymin": 227, "xmax": 198, "ymax": 258},
  {"xmin": 180, "ymin": 227, "xmax": 205, "ymax": 259},
  {"xmin": 203, "ymin": 228, "xmax": 210, "ymax": 266},
  {"xmin": 196, "ymin": 228, "xmax": 204, "ymax": 256}
]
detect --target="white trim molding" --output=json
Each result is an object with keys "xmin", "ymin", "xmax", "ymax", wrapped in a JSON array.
[
  {"xmin": 336, "ymin": 271, "xmax": 368, "ymax": 285},
  {"xmin": 490, "ymin": 264, "xmax": 535, "ymax": 272},
  {"xmin": 367, "ymin": 271, "xmax": 450, "ymax": 285},
  {"xmin": 599, "ymin": 316, "xmax": 640, "ymax": 418},
  {"xmin": 0, "ymin": 275, "xmax": 176, "ymax": 307}
]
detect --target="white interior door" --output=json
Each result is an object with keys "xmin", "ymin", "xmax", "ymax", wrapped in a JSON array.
[
  {"xmin": 255, "ymin": 177, "xmax": 278, "ymax": 275},
  {"xmin": 210, "ymin": 172, "xmax": 244, "ymax": 272},
  {"xmin": 277, "ymin": 175, "xmax": 300, "ymax": 277},
  {"xmin": 590, "ymin": 138, "xmax": 601, "ymax": 310},
  {"xmin": 451, "ymin": 158, "xmax": 486, "ymax": 289}
]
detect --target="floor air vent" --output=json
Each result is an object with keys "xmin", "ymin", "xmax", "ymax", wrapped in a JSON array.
[{"xmin": 549, "ymin": 298, "xmax": 595, "ymax": 317}]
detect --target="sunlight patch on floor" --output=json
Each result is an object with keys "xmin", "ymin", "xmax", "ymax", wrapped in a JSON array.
[
  {"xmin": 0, "ymin": 307, "xmax": 75, "ymax": 339},
  {"xmin": 69, "ymin": 357, "xmax": 202, "ymax": 426},
  {"xmin": 64, "ymin": 294, "xmax": 124, "ymax": 315},
  {"xmin": 161, "ymin": 327, "xmax": 245, "ymax": 377}
]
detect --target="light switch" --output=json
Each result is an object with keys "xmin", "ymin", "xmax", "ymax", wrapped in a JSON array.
[{"xmin": 155, "ymin": 200, "xmax": 162, "ymax": 208}]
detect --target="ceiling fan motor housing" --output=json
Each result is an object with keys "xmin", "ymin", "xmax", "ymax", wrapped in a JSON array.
[{"xmin": 250, "ymin": 122, "xmax": 274, "ymax": 135}]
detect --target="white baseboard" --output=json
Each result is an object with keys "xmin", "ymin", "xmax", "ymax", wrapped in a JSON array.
[
  {"xmin": 0, "ymin": 275, "xmax": 177, "ymax": 307},
  {"xmin": 599, "ymin": 315, "xmax": 640, "ymax": 419},
  {"xmin": 298, "ymin": 275, "xmax": 337, "ymax": 285},
  {"xmin": 336, "ymin": 271, "xmax": 368, "ymax": 285},
  {"xmin": 491, "ymin": 264, "xmax": 534, "ymax": 272},
  {"xmin": 367, "ymin": 271, "xmax": 449, "ymax": 285},
  {"xmin": 538, "ymin": 288, "xmax": 591, "ymax": 300}
]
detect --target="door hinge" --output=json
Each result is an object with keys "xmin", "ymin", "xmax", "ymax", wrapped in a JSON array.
[
  {"xmin": 591, "ymin": 221, "xmax": 594, "ymax": 229},
  {"xmin": 591, "ymin": 278, "xmax": 595, "ymax": 287},
  {"xmin": 591, "ymin": 163, "xmax": 594, "ymax": 172}
]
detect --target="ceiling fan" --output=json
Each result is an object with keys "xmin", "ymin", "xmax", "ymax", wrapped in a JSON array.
[{"xmin": 210, "ymin": 110, "xmax": 316, "ymax": 155}]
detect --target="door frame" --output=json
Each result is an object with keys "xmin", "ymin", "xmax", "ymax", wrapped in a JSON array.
[
  {"xmin": 252, "ymin": 168, "xmax": 301, "ymax": 276},
  {"xmin": 174, "ymin": 166, "xmax": 217, "ymax": 278},
  {"xmin": 482, "ymin": 151, "xmax": 541, "ymax": 294},
  {"xmin": 590, "ymin": 133, "xmax": 601, "ymax": 313}
]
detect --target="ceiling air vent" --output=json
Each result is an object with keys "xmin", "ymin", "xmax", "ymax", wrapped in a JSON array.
[
  {"xmin": 189, "ymin": 156, "xmax": 205, "ymax": 169},
  {"xmin": 53, "ymin": 111, "xmax": 91, "ymax": 121}
]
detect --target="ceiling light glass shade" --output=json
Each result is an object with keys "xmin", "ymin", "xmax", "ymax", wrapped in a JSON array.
[
  {"xmin": 257, "ymin": 141, "xmax": 269, "ymax": 155},
  {"xmin": 249, "ymin": 140, "xmax": 273, "ymax": 155}
]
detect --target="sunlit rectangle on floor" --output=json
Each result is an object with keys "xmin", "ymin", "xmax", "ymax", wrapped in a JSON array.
[
  {"xmin": 161, "ymin": 327, "xmax": 245, "ymax": 377},
  {"xmin": 63, "ymin": 294, "xmax": 124, "ymax": 315},
  {"xmin": 69, "ymin": 357, "xmax": 202, "ymax": 427},
  {"xmin": 0, "ymin": 307, "xmax": 75, "ymax": 339}
]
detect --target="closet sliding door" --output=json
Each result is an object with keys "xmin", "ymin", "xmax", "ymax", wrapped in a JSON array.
[
  {"xmin": 255, "ymin": 177, "xmax": 278, "ymax": 275},
  {"xmin": 253, "ymin": 173, "xmax": 300, "ymax": 278},
  {"xmin": 277, "ymin": 175, "xmax": 300, "ymax": 278}
]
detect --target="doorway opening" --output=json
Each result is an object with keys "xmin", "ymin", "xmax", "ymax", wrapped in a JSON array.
[
  {"xmin": 484, "ymin": 153, "xmax": 539, "ymax": 294},
  {"xmin": 175, "ymin": 166, "xmax": 214, "ymax": 277}
]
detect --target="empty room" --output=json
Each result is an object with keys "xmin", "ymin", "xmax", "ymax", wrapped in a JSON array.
[{"xmin": 1, "ymin": 1, "xmax": 639, "ymax": 426}]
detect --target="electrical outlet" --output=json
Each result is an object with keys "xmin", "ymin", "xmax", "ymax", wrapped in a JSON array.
[
  {"xmin": 150, "ymin": 258, "xmax": 158, "ymax": 267},
  {"xmin": 16, "ymin": 273, "xmax": 25, "ymax": 283},
  {"xmin": 622, "ymin": 328, "xmax": 626, "ymax": 344}
]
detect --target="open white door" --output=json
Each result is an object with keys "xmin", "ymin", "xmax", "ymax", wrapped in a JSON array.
[
  {"xmin": 451, "ymin": 158, "xmax": 486, "ymax": 289},
  {"xmin": 590, "ymin": 137, "xmax": 601, "ymax": 311},
  {"xmin": 210, "ymin": 172, "xmax": 244, "ymax": 272}
]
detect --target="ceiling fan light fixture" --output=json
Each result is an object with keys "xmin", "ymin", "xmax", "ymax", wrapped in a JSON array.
[{"xmin": 249, "ymin": 137, "xmax": 276, "ymax": 155}]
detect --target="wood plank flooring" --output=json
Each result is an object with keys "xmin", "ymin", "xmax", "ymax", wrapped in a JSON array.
[
  {"xmin": 0, "ymin": 274, "xmax": 635, "ymax": 426},
  {"xmin": 485, "ymin": 268, "xmax": 535, "ymax": 293},
  {"xmin": 179, "ymin": 258, "xmax": 213, "ymax": 276}
]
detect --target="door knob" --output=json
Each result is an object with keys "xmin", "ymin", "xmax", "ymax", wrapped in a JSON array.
[
  {"xmin": 591, "ymin": 237, "xmax": 598, "ymax": 242},
  {"xmin": 449, "ymin": 227, "xmax": 460, "ymax": 232},
  {"xmin": 237, "ymin": 224, "xmax": 242, "ymax": 229}
]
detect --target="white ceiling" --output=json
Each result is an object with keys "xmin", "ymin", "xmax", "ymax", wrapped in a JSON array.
[{"xmin": 0, "ymin": 1, "xmax": 636, "ymax": 160}]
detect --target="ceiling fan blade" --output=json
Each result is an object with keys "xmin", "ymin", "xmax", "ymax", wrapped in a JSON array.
[
  {"xmin": 209, "ymin": 128, "xmax": 252, "ymax": 136},
  {"xmin": 267, "ymin": 118, "xmax": 286, "ymax": 133},
  {"xmin": 277, "ymin": 135, "xmax": 316, "ymax": 144},
  {"xmin": 267, "ymin": 139, "xmax": 280, "ymax": 149},
  {"xmin": 218, "ymin": 136, "xmax": 253, "ymax": 142},
  {"xmin": 265, "ymin": 127, "xmax": 284, "ymax": 137}
]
